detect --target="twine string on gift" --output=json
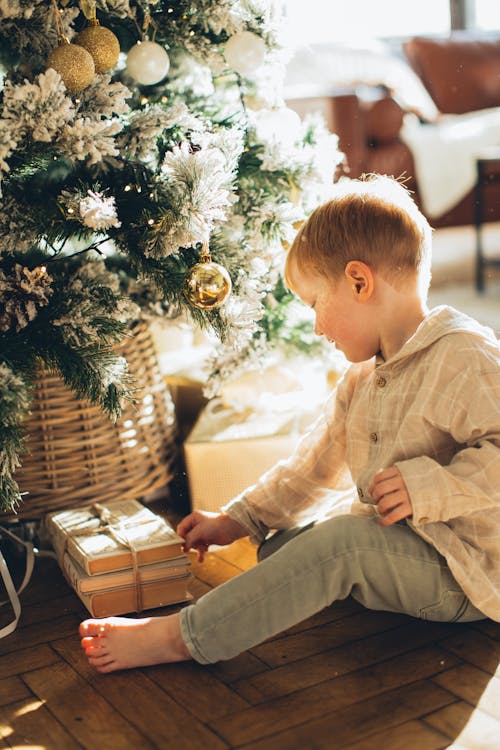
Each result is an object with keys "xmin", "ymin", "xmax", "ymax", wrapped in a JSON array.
[
  {"xmin": 92, "ymin": 503, "xmax": 142, "ymax": 613},
  {"xmin": 62, "ymin": 503, "xmax": 165, "ymax": 613}
]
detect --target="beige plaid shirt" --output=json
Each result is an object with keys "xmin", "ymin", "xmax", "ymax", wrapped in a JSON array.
[{"xmin": 224, "ymin": 306, "xmax": 500, "ymax": 622}]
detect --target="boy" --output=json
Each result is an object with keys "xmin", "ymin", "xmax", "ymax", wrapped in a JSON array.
[{"xmin": 80, "ymin": 174, "xmax": 500, "ymax": 672}]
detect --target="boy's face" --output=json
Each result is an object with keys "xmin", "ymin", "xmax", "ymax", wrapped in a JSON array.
[{"xmin": 289, "ymin": 265, "xmax": 379, "ymax": 363}]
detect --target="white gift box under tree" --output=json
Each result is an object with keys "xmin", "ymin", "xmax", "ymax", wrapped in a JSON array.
[{"xmin": 184, "ymin": 390, "xmax": 326, "ymax": 512}]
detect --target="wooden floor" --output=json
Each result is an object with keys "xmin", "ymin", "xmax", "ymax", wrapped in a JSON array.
[{"xmin": 0, "ymin": 531, "xmax": 499, "ymax": 750}]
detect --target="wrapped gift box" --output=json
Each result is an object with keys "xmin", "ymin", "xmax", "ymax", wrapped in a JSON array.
[
  {"xmin": 46, "ymin": 498, "xmax": 193, "ymax": 616},
  {"xmin": 165, "ymin": 374, "xmax": 209, "ymax": 439},
  {"xmin": 183, "ymin": 394, "xmax": 324, "ymax": 512},
  {"xmin": 46, "ymin": 499, "xmax": 186, "ymax": 575},
  {"xmin": 62, "ymin": 553, "xmax": 192, "ymax": 617}
]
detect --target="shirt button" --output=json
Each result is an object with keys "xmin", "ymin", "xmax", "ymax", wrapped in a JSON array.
[
  {"xmin": 375, "ymin": 376, "xmax": 387, "ymax": 388},
  {"xmin": 370, "ymin": 432, "xmax": 378, "ymax": 443},
  {"xmin": 418, "ymin": 516, "xmax": 430, "ymax": 525}
]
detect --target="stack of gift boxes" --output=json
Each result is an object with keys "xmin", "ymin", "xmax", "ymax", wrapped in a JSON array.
[{"xmin": 46, "ymin": 499, "xmax": 192, "ymax": 617}]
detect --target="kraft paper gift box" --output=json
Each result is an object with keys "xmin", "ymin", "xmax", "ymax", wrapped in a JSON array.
[
  {"xmin": 165, "ymin": 374, "xmax": 209, "ymax": 439},
  {"xmin": 46, "ymin": 498, "xmax": 186, "ymax": 575},
  {"xmin": 46, "ymin": 499, "xmax": 193, "ymax": 616},
  {"xmin": 61, "ymin": 553, "xmax": 192, "ymax": 617},
  {"xmin": 183, "ymin": 394, "xmax": 324, "ymax": 512}
]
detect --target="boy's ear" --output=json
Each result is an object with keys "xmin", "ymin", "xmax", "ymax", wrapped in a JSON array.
[{"xmin": 344, "ymin": 260, "xmax": 374, "ymax": 302}]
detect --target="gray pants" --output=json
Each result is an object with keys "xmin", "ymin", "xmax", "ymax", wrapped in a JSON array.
[{"xmin": 179, "ymin": 515, "xmax": 484, "ymax": 664}]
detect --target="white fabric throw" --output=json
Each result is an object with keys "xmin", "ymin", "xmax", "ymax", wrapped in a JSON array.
[{"xmin": 401, "ymin": 108, "xmax": 500, "ymax": 219}]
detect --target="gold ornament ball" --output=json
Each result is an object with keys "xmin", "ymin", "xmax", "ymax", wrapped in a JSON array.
[
  {"xmin": 184, "ymin": 260, "xmax": 232, "ymax": 310},
  {"xmin": 75, "ymin": 24, "xmax": 120, "ymax": 73},
  {"xmin": 47, "ymin": 42, "xmax": 95, "ymax": 93}
]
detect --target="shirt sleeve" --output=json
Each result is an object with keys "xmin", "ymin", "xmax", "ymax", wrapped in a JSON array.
[
  {"xmin": 223, "ymin": 367, "xmax": 356, "ymax": 542},
  {"xmin": 396, "ymin": 361, "xmax": 500, "ymax": 526}
]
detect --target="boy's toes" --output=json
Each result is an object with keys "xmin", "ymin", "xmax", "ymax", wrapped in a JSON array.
[
  {"xmin": 84, "ymin": 652, "xmax": 119, "ymax": 673},
  {"xmin": 81, "ymin": 638, "xmax": 110, "ymax": 656},
  {"xmin": 80, "ymin": 636, "xmax": 98, "ymax": 649},
  {"xmin": 79, "ymin": 619, "xmax": 100, "ymax": 637},
  {"xmin": 88, "ymin": 652, "xmax": 114, "ymax": 668},
  {"xmin": 79, "ymin": 619, "xmax": 110, "ymax": 637}
]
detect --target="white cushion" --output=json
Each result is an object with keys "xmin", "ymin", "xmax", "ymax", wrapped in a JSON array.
[{"xmin": 284, "ymin": 41, "xmax": 440, "ymax": 122}]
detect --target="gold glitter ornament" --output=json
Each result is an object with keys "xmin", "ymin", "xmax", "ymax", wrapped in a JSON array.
[
  {"xmin": 184, "ymin": 248, "xmax": 232, "ymax": 310},
  {"xmin": 75, "ymin": 21, "xmax": 120, "ymax": 73},
  {"xmin": 46, "ymin": 40, "xmax": 95, "ymax": 92}
]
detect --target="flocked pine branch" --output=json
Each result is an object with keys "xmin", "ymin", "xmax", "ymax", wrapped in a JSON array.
[{"xmin": 0, "ymin": 0, "xmax": 342, "ymax": 511}]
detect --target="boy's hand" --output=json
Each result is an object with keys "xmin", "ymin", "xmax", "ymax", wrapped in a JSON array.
[
  {"xmin": 177, "ymin": 510, "xmax": 248, "ymax": 562},
  {"xmin": 368, "ymin": 466, "xmax": 413, "ymax": 526}
]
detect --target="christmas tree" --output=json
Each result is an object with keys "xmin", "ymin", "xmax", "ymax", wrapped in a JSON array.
[{"xmin": 0, "ymin": 0, "xmax": 342, "ymax": 512}]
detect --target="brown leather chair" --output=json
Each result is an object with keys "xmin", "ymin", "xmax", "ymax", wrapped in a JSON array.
[{"xmin": 287, "ymin": 34, "xmax": 500, "ymax": 228}]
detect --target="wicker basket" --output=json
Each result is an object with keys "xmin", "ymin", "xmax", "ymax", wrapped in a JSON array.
[{"xmin": 6, "ymin": 322, "xmax": 177, "ymax": 520}]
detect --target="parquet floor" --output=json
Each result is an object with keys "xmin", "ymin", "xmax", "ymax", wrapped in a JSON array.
[{"xmin": 0, "ymin": 526, "xmax": 499, "ymax": 750}]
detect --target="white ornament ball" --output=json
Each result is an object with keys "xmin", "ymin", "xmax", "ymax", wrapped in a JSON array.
[
  {"xmin": 253, "ymin": 107, "xmax": 302, "ymax": 146},
  {"xmin": 224, "ymin": 30, "xmax": 266, "ymax": 77},
  {"xmin": 126, "ymin": 40, "xmax": 170, "ymax": 85}
]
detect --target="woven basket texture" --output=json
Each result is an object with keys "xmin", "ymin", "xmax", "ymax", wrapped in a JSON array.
[{"xmin": 7, "ymin": 322, "xmax": 177, "ymax": 520}]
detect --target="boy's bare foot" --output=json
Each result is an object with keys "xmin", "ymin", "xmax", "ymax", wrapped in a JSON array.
[{"xmin": 79, "ymin": 613, "xmax": 191, "ymax": 673}]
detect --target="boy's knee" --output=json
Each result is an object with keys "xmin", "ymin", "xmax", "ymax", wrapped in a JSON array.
[
  {"xmin": 268, "ymin": 515, "xmax": 378, "ymax": 566},
  {"xmin": 311, "ymin": 514, "xmax": 376, "ymax": 555},
  {"xmin": 257, "ymin": 515, "xmax": 381, "ymax": 566}
]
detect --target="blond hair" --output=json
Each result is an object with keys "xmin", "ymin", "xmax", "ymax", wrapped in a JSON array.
[{"xmin": 286, "ymin": 174, "xmax": 432, "ymax": 294}]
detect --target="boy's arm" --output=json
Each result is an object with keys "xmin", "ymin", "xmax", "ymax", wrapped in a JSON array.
[
  {"xmin": 223, "ymin": 368, "xmax": 357, "ymax": 543},
  {"xmin": 395, "ymin": 365, "xmax": 500, "ymax": 525}
]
